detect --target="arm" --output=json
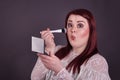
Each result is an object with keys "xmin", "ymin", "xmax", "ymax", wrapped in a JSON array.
[
  {"xmin": 77, "ymin": 54, "xmax": 111, "ymax": 80},
  {"xmin": 31, "ymin": 57, "xmax": 48, "ymax": 80},
  {"xmin": 40, "ymin": 28, "xmax": 56, "ymax": 54},
  {"xmin": 52, "ymin": 54, "xmax": 111, "ymax": 80},
  {"xmin": 52, "ymin": 68, "xmax": 74, "ymax": 80},
  {"xmin": 31, "ymin": 45, "xmax": 63, "ymax": 80},
  {"xmin": 31, "ymin": 28, "xmax": 62, "ymax": 80}
]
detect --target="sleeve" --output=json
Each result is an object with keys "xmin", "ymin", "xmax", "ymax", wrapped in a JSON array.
[
  {"xmin": 77, "ymin": 54, "xmax": 111, "ymax": 80},
  {"xmin": 51, "ymin": 45, "xmax": 75, "ymax": 80},
  {"xmin": 31, "ymin": 45, "xmax": 64, "ymax": 80},
  {"xmin": 31, "ymin": 57, "xmax": 48, "ymax": 80},
  {"xmin": 52, "ymin": 68, "xmax": 74, "ymax": 80}
]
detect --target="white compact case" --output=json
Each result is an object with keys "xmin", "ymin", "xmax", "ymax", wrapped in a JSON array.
[{"xmin": 32, "ymin": 36, "xmax": 44, "ymax": 54}]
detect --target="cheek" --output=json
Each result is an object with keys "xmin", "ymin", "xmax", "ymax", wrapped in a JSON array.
[
  {"xmin": 66, "ymin": 30, "xmax": 70, "ymax": 37},
  {"xmin": 80, "ymin": 28, "xmax": 89, "ymax": 38}
]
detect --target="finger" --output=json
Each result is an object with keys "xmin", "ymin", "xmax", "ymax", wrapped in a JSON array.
[
  {"xmin": 46, "ymin": 28, "xmax": 54, "ymax": 38},
  {"xmin": 47, "ymin": 28, "xmax": 50, "ymax": 31},
  {"xmin": 49, "ymin": 52, "xmax": 55, "ymax": 57},
  {"xmin": 44, "ymin": 32, "xmax": 53, "ymax": 39},
  {"xmin": 40, "ymin": 29, "xmax": 48, "ymax": 35},
  {"xmin": 40, "ymin": 31, "xmax": 48, "ymax": 39},
  {"xmin": 37, "ymin": 53, "xmax": 42, "ymax": 56},
  {"xmin": 40, "ymin": 28, "xmax": 50, "ymax": 37},
  {"xmin": 50, "ymin": 33, "xmax": 54, "ymax": 39},
  {"xmin": 45, "ymin": 49, "xmax": 50, "ymax": 55},
  {"xmin": 40, "ymin": 58, "xmax": 49, "ymax": 63},
  {"xmin": 40, "ymin": 55, "xmax": 52, "ymax": 64},
  {"xmin": 40, "ymin": 28, "xmax": 50, "ymax": 36},
  {"xmin": 39, "ymin": 54, "xmax": 51, "ymax": 60},
  {"xmin": 41, "ymin": 31, "xmax": 54, "ymax": 40},
  {"xmin": 40, "ymin": 28, "xmax": 54, "ymax": 39}
]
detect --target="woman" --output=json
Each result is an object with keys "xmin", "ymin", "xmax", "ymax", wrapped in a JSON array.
[{"xmin": 31, "ymin": 9, "xmax": 111, "ymax": 80}]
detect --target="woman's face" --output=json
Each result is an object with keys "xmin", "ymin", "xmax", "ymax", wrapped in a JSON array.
[{"xmin": 66, "ymin": 14, "xmax": 90, "ymax": 49}]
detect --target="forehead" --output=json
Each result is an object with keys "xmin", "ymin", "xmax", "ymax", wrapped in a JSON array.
[{"xmin": 68, "ymin": 14, "xmax": 88, "ymax": 23}]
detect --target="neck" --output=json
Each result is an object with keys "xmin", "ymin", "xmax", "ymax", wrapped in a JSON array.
[{"xmin": 72, "ymin": 45, "xmax": 86, "ymax": 55}]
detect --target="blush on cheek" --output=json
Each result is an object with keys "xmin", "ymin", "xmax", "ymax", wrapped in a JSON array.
[{"xmin": 81, "ymin": 28, "xmax": 89, "ymax": 38}]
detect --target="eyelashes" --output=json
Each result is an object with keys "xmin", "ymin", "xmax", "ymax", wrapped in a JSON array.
[
  {"xmin": 67, "ymin": 23, "xmax": 84, "ymax": 28},
  {"xmin": 78, "ymin": 23, "xmax": 84, "ymax": 28},
  {"xmin": 67, "ymin": 23, "xmax": 72, "ymax": 28}
]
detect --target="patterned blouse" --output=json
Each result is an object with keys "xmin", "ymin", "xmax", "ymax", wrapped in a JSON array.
[{"xmin": 31, "ymin": 45, "xmax": 111, "ymax": 80}]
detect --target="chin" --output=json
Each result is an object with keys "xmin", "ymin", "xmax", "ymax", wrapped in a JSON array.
[{"xmin": 71, "ymin": 44, "xmax": 79, "ymax": 48}]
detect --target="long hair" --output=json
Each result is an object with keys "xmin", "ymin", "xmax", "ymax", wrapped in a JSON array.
[{"xmin": 55, "ymin": 9, "xmax": 99, "ymax": 74}]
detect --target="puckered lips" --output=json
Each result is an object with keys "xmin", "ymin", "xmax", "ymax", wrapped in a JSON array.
[{"xmin": 70, "ymin": 35, "xmax": 76, "ymax": 41}]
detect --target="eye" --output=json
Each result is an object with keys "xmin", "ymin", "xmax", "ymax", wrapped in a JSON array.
[
  {"xmin": 67, "ymin": 23, "xmax": 73, "ymax": 28},
  {"xmin": 77, "ymin": 23, "xmax": 84, "ymax": 28}
]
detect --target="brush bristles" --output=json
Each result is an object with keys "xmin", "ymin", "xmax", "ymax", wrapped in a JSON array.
[{"xmin": 62, "ymin": 28, "xmax": 66, "ymax": 33}]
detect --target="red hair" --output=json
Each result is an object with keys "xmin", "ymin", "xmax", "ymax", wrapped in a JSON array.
[{"xmin": 55, "ymin": 9, "xmax": 98, "ymax": 74}]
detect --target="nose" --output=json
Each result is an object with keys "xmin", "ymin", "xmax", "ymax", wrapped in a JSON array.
[{"xmin": 71, "ymin": 27, "xmax": 77, "ymax": 33}]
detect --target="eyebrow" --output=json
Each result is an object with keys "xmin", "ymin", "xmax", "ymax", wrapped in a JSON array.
[{"xmin": 68, "ymin": 20, "xmax": 85, "ymax": 23}]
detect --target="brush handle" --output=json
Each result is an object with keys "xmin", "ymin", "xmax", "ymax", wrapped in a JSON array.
[{"xmin": 50, "ymin": 28, "xmax": 66, "ymax": 33}]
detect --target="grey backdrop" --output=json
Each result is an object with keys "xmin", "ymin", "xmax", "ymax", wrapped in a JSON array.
[{"xmin": 0, "ymin": 0, "xmax": 120, "ymax": 80}]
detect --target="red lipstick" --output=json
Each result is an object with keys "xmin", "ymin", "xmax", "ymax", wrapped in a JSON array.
[{"xmin": 71, "ymin": 35, "xmax": 76, "ymax": 40}]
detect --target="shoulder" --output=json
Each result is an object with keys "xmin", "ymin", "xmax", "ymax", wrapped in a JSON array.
[{"xmin": 85, "ymin": 54, "xmax": 109, "ymax": 73}]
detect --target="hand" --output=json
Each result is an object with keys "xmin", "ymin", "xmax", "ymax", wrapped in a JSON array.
[
  {"xmin": 40, "ymin": 28, "xmax": 56, "ymax": 54},
  {"xmin": 37, "ymin": 52, "xmax": 63, "ymax": 74}
]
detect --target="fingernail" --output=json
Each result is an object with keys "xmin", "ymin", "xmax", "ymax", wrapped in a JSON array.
[{"xmin": 37, "ymin": 53, "xmax": 41, "ymax": 56}]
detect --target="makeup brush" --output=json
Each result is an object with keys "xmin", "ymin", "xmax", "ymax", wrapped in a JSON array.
[{"xmin": 50, "ymin": 28, "xmax": 66, "ymax": 33}]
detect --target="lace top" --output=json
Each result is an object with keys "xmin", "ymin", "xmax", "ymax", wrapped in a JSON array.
[{"xmin": 31, "ymin": 46, "xmax": 111, "ymax": 80}]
